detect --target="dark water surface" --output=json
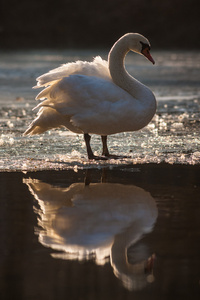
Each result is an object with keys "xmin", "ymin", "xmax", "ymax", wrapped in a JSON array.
[{"xmin": 1, "ymin": 165, "xmax": 200, "ymax": 300}]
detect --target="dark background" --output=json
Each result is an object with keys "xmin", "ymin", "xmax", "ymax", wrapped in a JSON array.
[{"xmin": 1, "ymin": 0, "xmax": 199, "ymax": 49}]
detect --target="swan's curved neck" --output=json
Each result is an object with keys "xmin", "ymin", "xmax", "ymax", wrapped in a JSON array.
[{"xmin": 108, "ymin": 37, "xmax": 146, "ymax": 99}]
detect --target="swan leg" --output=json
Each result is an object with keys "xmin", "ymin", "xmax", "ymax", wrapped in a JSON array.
[
  {"xmin": 84, "ymin": 133, "xmax": 95, "ymax": 159},
  {"xmin": 101, "ymin": 135, "xmax": 110, "ymax": 156},
  {"xmin": 84, "ymin": 133, "xmax": 108, "ymax": 160},
  {"xmin": 101, "ymin": 135, "xmax": 128, "ymax": 159},
  {"xmin": 101, "ymin": 135, "xmax": 119, "ymax": 158}
]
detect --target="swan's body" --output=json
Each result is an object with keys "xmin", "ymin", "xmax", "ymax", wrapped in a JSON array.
[{"xmin": 24, "ymin": 33, "xmax": 156, "ymax": 159}]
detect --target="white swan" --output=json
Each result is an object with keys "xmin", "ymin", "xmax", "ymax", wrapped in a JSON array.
[{"xmin": 24, "ymin": 33, "xmax": 156, "ymax": 159}]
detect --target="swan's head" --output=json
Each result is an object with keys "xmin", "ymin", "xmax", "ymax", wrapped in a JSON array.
[{"xmin": 126, "ymin": 33, "xmax": 155, "ymax": 65}]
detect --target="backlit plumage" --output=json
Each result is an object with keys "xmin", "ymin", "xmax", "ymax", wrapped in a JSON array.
[{"xmin": 24, "ymin": 33, "xmax": 156, "ymax": 159}]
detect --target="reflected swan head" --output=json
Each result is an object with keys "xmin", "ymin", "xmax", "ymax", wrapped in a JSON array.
[{"xmin": 24, "ymin": 177, "xmax": 157, "ymax": 291}]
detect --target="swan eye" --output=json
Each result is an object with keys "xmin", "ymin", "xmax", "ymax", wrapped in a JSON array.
[{"xmin": 140, "ymin": 41, "xmax": 151, "ymax": 53}]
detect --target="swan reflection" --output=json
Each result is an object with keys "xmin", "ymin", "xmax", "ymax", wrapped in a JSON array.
[{"xmin": 24, "ymin": 175, "xmax": 157, "ymax": 291}]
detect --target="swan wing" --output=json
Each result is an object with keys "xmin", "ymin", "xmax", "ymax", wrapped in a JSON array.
[
  {"xmin": 35, "ymin": 56, "xmax": 111, "ymax": 88},
  {"xmin": 34, "ymin": 74, "xmax": 141, "ymax": 135}
]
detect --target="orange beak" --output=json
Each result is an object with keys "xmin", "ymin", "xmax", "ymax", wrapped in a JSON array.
[{"xmin": 142, "ymin": 48, "xmax": 155, "ymax": 64}]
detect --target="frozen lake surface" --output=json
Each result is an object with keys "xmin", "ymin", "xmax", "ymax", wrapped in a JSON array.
[{"xmin": 0, "ymin": 50, "xmax": 200, "ymax": 170}]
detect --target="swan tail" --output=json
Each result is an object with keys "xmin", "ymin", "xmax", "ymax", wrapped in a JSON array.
[
  {"xmin": 24, "ymin": 124, "xmax": 46, "ymax": 136},
  {"xmin": 24, "ymin": 106, "xmax": 81, "ymax": 136},
  {"xmin": 23, "ymin": 107, "xmax": 63, "ymax": 136},
  {"xmin": 23, "ymin": 116, "xmax": 50, "ymax": 136}
]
